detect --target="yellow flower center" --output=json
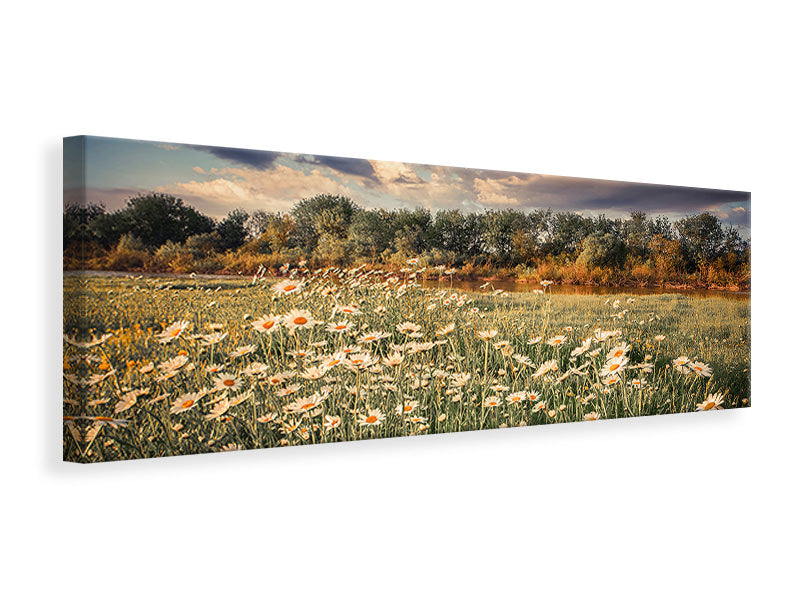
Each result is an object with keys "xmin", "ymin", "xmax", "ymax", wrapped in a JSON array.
[
  {"xmin": 262, "ymin": 321, "xmax": 274, "ymax": 329},
  {"xmin": 181, "ymin": 399, "xmax": 194, "ymax": 409},
  {"xmin": 366, "ymin": 415, "xmax": 378, "ymax": 424},
  {"xmin": 223, "ymin": 379, "xmax": 235, "ymax": 386},
  {"xmin": 294, "ymin": 317, "xmax": 308, "ymax": 325}
]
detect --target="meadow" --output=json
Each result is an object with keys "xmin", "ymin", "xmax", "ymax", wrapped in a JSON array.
[{"xmin": 62, "ymin": 265, "xmax": 750, "ymax": 462}]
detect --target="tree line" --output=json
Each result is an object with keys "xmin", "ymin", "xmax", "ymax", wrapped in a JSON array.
[{"xmin": 64, "ymin": 192, "xmax": 750, "ymax": 287}]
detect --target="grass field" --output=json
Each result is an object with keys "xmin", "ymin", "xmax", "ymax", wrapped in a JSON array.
[{"xmin": 62, "ymin": 267, "xmax": 750, "ymax": 462}]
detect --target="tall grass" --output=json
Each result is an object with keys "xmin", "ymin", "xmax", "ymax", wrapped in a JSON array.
[{"xmin": 63, "ymin": 268, "xmax": 750, "ymax": 462}]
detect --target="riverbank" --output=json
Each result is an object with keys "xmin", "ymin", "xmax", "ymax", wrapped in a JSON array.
[{"xmin": 64, "ymin": 270, "xmax": 749, "ymax": 300}]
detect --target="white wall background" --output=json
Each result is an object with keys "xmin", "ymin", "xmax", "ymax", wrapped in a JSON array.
[{"xmin": 2, "ymin": 1, "xmax": 797, "ymax": 598}]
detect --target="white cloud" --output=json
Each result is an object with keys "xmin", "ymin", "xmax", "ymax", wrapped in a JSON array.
[{"xmin": 156, "ymin": 164, "xmax": 353, "ymax": 217}]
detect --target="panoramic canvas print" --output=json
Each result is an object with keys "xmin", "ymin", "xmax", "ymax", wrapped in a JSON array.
[{"xmin": 63, "ymin": 136, "xmax": 751, "ymax": 462}]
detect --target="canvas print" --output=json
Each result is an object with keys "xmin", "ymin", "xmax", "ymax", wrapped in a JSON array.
[{"xmin": 63, "ymin": 136, "xmax": 751, "ymax": 462}]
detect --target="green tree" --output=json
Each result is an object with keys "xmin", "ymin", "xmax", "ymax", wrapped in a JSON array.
[
  {"xmin": 216, "ymin": 209, "xmax": 249, "ymax": 251},
  {"xmin": 482, "ymin": 210, "xmax": 530, "ymax": 264},
  {"xmin": 92, "ymin": 193, "xmax": 214, "ymax": 248},
  {"xmin": 542, "ymin": 212, "xmax": 593, "ymax": 257},
  {"xmin": 431, "ymin": 210, "xmax": 483, "ymax": 258},
  {"xmin": 348, "ymin": 209, "xmax": 393, "ymax": 261},
  {"xmin": 576, "ymin": 233, "xmax": 627, "ymax": 269},
  {"xmin": 291, "ymin": 194, "xmax": 359, "ymax": 251},
  {"xmin": 675, "ymin": 212, "xmax": 725, "ymax": 270},
  {"xmin": 389, "ymin": 208, "xmax": 432, "ymax": 256}
]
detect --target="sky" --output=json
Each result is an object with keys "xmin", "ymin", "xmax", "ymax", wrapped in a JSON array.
[{"xmin": 64, "ymin": 136, "xmax": 751, "ymax": 237}]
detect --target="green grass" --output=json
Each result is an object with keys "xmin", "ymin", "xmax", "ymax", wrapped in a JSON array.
[{"xmin": 63, "ymin": 271, "xmax": 750, "ymax": 462}]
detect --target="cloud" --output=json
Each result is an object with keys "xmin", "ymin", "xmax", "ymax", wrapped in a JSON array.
[
  {"xmin": 472, "ymin": 176, "xmax": 522, "ymax": 207},
  {"xmin": 370, "ymin": 161, "xmax": 424, "ymax": 184},
  {"xmin": 192, "ymin": 166, "xmax": 205, "ymax": 174},
  {"xmin": 298, "ymin": 155, "xmax": 377, "ymax": 180},
  {"xmin": 193, "ymin": 145, "xmax": 281, "ymax": 169},
  {"xmin": 156, "ymin": 164, "xmax": 354, "ymax": 218}
]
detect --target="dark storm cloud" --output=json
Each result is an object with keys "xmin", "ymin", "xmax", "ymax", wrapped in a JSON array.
[
  {"xmin": 193, "ymin": 145, "xmax": 281, "ymax": 169},
  {"xmin": 193, "ymin": 144, "xmax": 379, "ymax": 181},
  {"xmin": 302, "ymin": 155, "xmax": 378, "ymax": 180},
  {"xmin": 506, "ymin": 175, "xmax": 749, "ymax": 216}
]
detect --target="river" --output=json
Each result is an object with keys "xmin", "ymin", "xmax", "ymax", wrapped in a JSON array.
[{"xmin": 420, "ymin": 279, "xmax": 750, "ymax": 301}]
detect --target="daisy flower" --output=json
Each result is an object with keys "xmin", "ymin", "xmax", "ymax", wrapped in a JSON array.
[
  {"xmin": 251, "ymin": 315, "xmax": 282, "ymax": 333},
  {"xmin": 229, "ymin": 344, "xmax": 256, "ymax": 359},
  {"xmin": 505, "ymin": 391, "xmax": 526, "ymax": 405},
  {"xmin": 319, "ymin": 353, "xmax": 347, "ymax": 370},
  {"xmin": 483, "ymin": 396, "xmax": 502, "ymax": 408},
  {"xmin": 673, "ymin": 356, "xmax": 691, "ymax": 368},
  {"xmin": 244, "ymin": 362, "xmax": 269, "ymax": 377},
  {"xmin": 219, "ymin": 443, "xmax": 244, "ymax": 452},
  {"xmin": 275, "ymin": 383, "xmax": 302, "ymax": 397},
  {"xmin": 436, "ymin": 322, "xmax": 455, "ymax": 336},
  {"xmin": 326, "ymin": 320, "xmax": 355, "ymax": 334},
  {"xmin": 513, "ymin": 354, "xmax": 535, "ymax": 367},
  {"xmin": 156, "ymin": 320, "xmax": 191, "ymax": 344},
  {"xmin": 229, "ymin": 391, "xmax": 253, "ymax": 407},
  {"xmin": 257, "ymin": 412, "xmax": 279, "ymax": 424},
  {"xmin": 335, "ymin": 304, "xmax": 362, "ymax": 316},
  {"xmin": 267, "ymin": 371, "xmax": 295, "ymax": 386},
  {"xmin": 213, "ymin": 373, "xmax": 242, "ymax": 392},
  {"xmin": 204, "ymin": 398, "xmax": 230, "ymax": 420},
  {"xmin": 170, "ymin": 391, "xmax": 203, "ymax": 414},
  {"xmin": 284, "ymin": 309, "xmax": 317, "ymax": 330},
  {"xmin": 476, "ymin": 329, "xmax": 498, "ymax": 340},
  {"xmin": 323, "ymin": 414, "xmax": 342, "ymax": 432},
  {"xmin": 114, "ymin": 390, "xmax": 141, "ymax": 414},
  {"xmin": 533, "ymin": 359, "xmax": 559, "ymax": 379},
  {"xmin": 358, "ymin": 408, "xmax": 386, "ymax": 427},
  {"xmin": 547, "ymin": 335, "xmax": 568, "ymax": 347},
  {"xmin": 200, "ymin": 332, "xmax": 228, "ymax": 346},
  {"xmin": 688, "ymin": 361, "xmax": 713, "ymax": 377},
  {"xmin": 285, "ymin": 392, "xmax": 327, "ymax": 414},
  {"xmin": 382, "ymin": 352, "xmax": 404, "ymax": 367},
  {"xmin": 395, "ymin": 400, "xmax": 419, "ymax": 415},
  {"xmin": 600, "ymin": 355, "xmax": 629, "ymax": 377},
  {"xmin": 271, "ymin": 279, "xmax": 304, "ymax": 295},
  {"xmin": 583, "ymin": 412, "xmax": 601, "ymax": 421},
  {"xmin": 358, "ymin": 331, "xmax": 389, "ymax": 344},
  {"xmin": 159, "ymin": 355, "xmax": 189, "ymax": 373},
  {"xmin": 696, "ymin": 392, "xmax": 725, "ymax": 411},
  {"xmin": 299, "ymin": 365, "xmax": 329, "ymax": 380},
  {"xmin": 450, "ymin": 372, "xmax": 471, "ymax": 387},
  {"xmin": 397, "ymin": 321, "xmax": 422, "ymax": 335},
  {"xmin": 606, "ymin": 343, "xmax": 631, "ymax": 361}
]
